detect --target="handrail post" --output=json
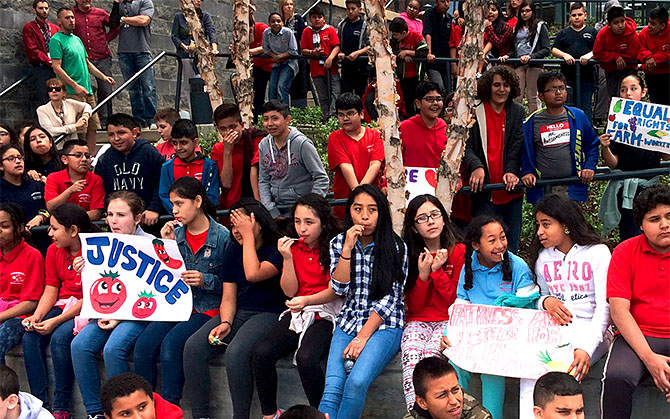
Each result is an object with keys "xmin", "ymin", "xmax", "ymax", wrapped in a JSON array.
[{"xmin": 175, "ymin": 57, "xmax": 183, "ymax": 113}]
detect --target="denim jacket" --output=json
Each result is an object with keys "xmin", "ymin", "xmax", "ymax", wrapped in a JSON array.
[{"xmin": 175, "ymin": 216, "xmax": 231, "ymax": 313}]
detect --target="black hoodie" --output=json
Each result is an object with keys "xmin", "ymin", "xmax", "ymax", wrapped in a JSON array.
[{"xmin": 94, "ymin": 138, "xmax": 164, "ymax": 213}]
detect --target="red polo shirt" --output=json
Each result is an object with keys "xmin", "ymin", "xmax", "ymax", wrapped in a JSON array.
[
  {"xmin": 0, "ymin": 240, "xmax": 45, "ymax": 302},
  {"xmin": 291, "ymin": 240, "xmax": 329, "ymax": 297},
  {"xmin": 607, "ymin": 234, "xmax": 670, "ymax": 339},
  {"xmin": 72, "ymin": 7, "xmax": 118, "ymax": 61},
  {"xmin": 155, "ymin": 142, "xmax": 202, "ymax": 161},
  {"xmin": 173, "ymin": 157, "xmax": 205, "ymax": 182},
  {"xmin": 45, "ymin": 169, "xmax": 105, "ymax": 212},
  {"xmin": 45, "ymin": 244, "xmax": 83, "ymax": 300},
  {"xmin": 301, "ymin": 25, "xmax": 340, "ymax": 77}
]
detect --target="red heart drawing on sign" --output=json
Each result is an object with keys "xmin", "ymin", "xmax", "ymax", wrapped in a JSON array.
[{"xmin": 425, "ymin": 169, "xmax": 437, "ymax": 188}]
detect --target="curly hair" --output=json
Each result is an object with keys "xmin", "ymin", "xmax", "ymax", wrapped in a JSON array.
[{"xmin": 477, "ymin": 65, "xmax": 521, "ymax": 104}]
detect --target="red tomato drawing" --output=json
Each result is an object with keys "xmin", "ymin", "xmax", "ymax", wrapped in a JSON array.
[
  {"xmin": 90, "ymin": 271, "xmax": 127, "ymax": 314},
  {"xmin": 152, "ymin": 239, "xmax": 183, "ymax": 269},
  {"xmin": 132, "ymin": 291, "xmax": 157, "ymax": 319}
]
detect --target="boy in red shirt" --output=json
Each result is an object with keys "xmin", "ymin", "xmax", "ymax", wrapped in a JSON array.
[
  {"xmin": 602, "ymin": 185, "xmax": 670, "ymax": 419},
  {"xmin": 301, "ymin": 6, "xmax": 341, "ymax": 120},
  {"xmin": 45, "ymin": 139, "xmax": 104, "ymax": 220},
  {"xmin": 250, "ymin": 17, "xmax": 273, "ymax": 124},
  {"xmin": 593, "ymin": 5, "xmax": 640, "ymax": 98},
  {"xmin": 638, "ymin": 7, "xmax": 670, "ymax": 105},
  {"xmin": 327, "ymin": 93, "xmax": 384, "ymax": 218},
  {"xmin": 210, "ymin": 103, "xmax": 266, "ymax": 209},
  {"xmin": 154, "ymin": 108, "xmax": 181, "ymax": 161},
  {"xmin": 158, "ymin": 119, "xmax": 219, "ymax": 213},
  {"xmin": 390, "ymin": 17, "xmax": 428, "ymax": 116},
  {"xmin": 101, "ymin": 372, "xmax": 184, "ymax": 419}
]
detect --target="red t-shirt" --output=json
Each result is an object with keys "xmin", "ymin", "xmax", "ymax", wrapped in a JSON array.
[
  {"xmin": 450, "ymin": 21, "xmax": 463, "ymax": 55},
  {"xmin": 45, "ymin": 244, "xmax": 83, "ymax": 300},
  {"xmin": 0, "ymin": 240, "xmax": 45, "ymax": 302},
  {"xmin": 291, "ymin": 240, "xmax": 329, "ymax": 297},
  {"xmin": 507, "ymin": 16, "xmax": 518, "ymax": 28},
  {"xmin": 44, "ymin": 169, "xmax": 105, "ymax": 212},
  {"xmin": 173, "ymin": 158, "xmax": 205, "ymax": 182},
  {"xmin": 405, "ymin": 243, "xmax": 466, "ymax": 322},
  {"xmin": 328, "ymin": 127, "xmax": 385, "ymax": 200},
  {"xmin": 607, "ymin": 234, "xmax": 670, "ymax": 339},
  {"xmin": 185, "ymin": 229, "xmax": 208, "ymax": 255},
  {"xmin": 252, "ymin": 22, "xmax": 273, "ymax": 72},
  {"xmin": 210, "ymin": 129, "xmax": 265, "ymax": 209},
  {"xmin": 400, "ymin": 115, "xmax": 448, "ymax": 168},
  {"xmin": 400, "ymin": 31, "xmax": 425, "ymax": 78},
  {"xmin": 483, "ymin": 102, "xmax": 520, "ymax": 205},
  {"xmin": 301, "ymin": 25, "xmax": 340, "ymax": 77}
]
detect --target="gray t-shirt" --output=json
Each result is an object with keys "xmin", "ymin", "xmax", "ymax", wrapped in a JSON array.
[
  {"xmin": 533, "ymin": 110, "xmax": 572, "ymax": 179},
  {"xmin": 515, "ymin": 27, "xmax": 532, "ymax": 56},
  {"xmin": 118, "ymin": 0, "xmax": 154, "ymax": 53}
]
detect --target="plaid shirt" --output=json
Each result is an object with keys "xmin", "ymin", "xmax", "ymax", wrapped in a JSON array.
[{"xmin": 330, "ymin": 232, "xmax": 407, "ymax": 334}]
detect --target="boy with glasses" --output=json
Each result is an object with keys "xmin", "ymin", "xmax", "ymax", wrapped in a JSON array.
[
  {"xmin": 44, "ymin": 139, "xmax": 104, "ymax": 220},
  {"xmin": 521, "ymin": 71, "xmax": 599, "ymax": 204}
]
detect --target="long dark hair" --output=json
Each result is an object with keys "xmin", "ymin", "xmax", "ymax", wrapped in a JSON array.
[
  {"xmin": 231, "ymin": 198, "xmax": 282, "ymax": 247},
  {"xmin": 290, "ymin": 193, "xmax": 342, "ymax": 274},
  {"xmin": 344, "ymin": 185, "xmax": 405, "ymax": 301},
  {"xmin": 462, "ymin": 215, "xmax": 512, "ymax": 291},
  {"xmin": 0, "ymin": 144, "xmax": 25, "ymax": 179},
  {"xmin": 0, "ymin": 203, "xmax": 27, "ymax": 247},
  {"xmin": 515, "ymin": 1, "xmax": 539, "ymax": 43},
  {"xmin": 402, "ymin": 194, "xmax": 462, "ymax": 291},
  {"xmin": 529, "ymin": 194, "xmax": 606, "ymax": 271},
  {"xmin": 488, "ymin": 1, "xmax": 507, "ymax": 36},
  {"xmin": 0, "ymin": 124, "xmax": 19, "ymax": 147},
  {"xmin": 22, "ymin": 126, "xmax": 62, "ymax": 173},
  {"xmin": 168, "ymin": 176, "xmax": 217, "ymax": 219},
  {"xmin": 51, "ymin": 203, "xmax": 101, "ymax": 234}
]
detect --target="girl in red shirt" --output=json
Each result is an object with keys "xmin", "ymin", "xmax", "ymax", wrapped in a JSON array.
[
  {"xmin": 21, "ymin": 203, "xmax": 100, "ymax": 418},
  {"xmin": 251, "ymin": 193, "xmax": 342, "ymax": 418},
  {"xmin": 0, "ymin": 203, "xmax": 45, "ymax": 365},
  {"xmin": 400, "ymin": 194, "xmax": 465, "ymax": 411}
]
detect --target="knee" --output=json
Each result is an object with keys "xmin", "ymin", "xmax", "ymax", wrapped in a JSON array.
[
  {"xmin": 103, "ymin": 340, "xmax": 129, "ymax": 361},
  {"xmin": 295, "ymin": 348, "xmax": 320, "ymax": 372},
  {"xmin": 344, "ymin": 372, "xmax": 373, "ymax": 394},
  {"xmin": 70, "ymin": 335, "xmax": 91, "ymax": 356}
]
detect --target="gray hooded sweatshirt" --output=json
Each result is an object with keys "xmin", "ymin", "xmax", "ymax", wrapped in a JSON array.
[
  {"xmin": 18, "ymin": 392, "xmax": 54, "ymax": 419},
  {"xmin": 258, "ymin": 127, "xmax": 329, "ymax": 218}
]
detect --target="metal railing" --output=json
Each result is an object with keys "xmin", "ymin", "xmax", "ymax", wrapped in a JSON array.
[{"xmin": 0, "ymin": 73, "xmax": 30, "ymax": 101}]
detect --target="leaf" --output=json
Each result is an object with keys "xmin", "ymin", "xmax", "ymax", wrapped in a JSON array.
[{"xmin": 613, "ymin": 100, "xmax": 622, "ymax": 113}]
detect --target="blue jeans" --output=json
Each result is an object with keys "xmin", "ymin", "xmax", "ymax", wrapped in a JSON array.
[
  {"xmin": 453, "ymin": 365, "xmax": 505, "ymax": 419},
  {"xmin": 319, "ymin": 326, "xmax": 402, "ymax": 419},
  {"xmin": 118, "ymin": 52, "xmax": 158, "ymax": 127},
  {"xmin": 0, "ymin": 317, "xmax": 24, "ymax": 365},
  {"xmin": 71, "ymin": 320, "xmax": 148, "ymax": 414},
  {"xmin": 269, "ymin": 64, "xmax": 295, "ymax": 104},
  {"xmin": 133, "ymin": 321, "xmax": 176, "ymax": 387},
  {"xmin": 22, "ymin": 307, "xmax": 75, "ymax": 411}
]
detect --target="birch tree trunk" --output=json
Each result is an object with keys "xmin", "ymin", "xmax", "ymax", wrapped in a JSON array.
[
  {"xmin": 231, "ymin": 0, "xmax": 254, "ymax": 127},
  {"xmin": 179, "ymin": 0, "xmax": 223, "ymax": 112},
  {"xmin": 434, "ymin": 0, "xmax": 488, "ymax": 214},
  {"xmin": 362, "ymin": 0, "xmax": 405, "ymax": 234}
]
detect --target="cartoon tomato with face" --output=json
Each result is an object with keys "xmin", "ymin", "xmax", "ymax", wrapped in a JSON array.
[
  {"xmin": 90, "ymin": 271, "xmax": 127, "ymax": 314},
  {"xmin": 152, "ymin": 239, "xmax": 183, "ymax": 269},
  {"xmin": 132, "ymin": 290, "xmax": 157, "ymax": 319}
]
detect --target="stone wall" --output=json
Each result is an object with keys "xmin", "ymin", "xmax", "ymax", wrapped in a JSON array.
[{"xmin": 0, "ymin": 0, "xmax": 346, "ymax": 126}]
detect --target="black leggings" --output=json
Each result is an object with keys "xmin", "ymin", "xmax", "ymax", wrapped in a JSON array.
[{"xmin": 252, "ymin": 315, "xmax": 333, "ymax": 415}]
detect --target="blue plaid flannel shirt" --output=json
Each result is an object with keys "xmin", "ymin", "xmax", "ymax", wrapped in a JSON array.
[{"xmin": 329, "ymin": 232, "xmax": 407, "ymax": 334}]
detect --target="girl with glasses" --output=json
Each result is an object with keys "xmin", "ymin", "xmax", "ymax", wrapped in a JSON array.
[{"xmin": 36, "ymin": 78, "xmax": 92, "ymax": 141}]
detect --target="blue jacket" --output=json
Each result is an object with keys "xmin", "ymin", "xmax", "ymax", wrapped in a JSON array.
[
  {"xmin": 159, "ymin": 155, "xmax": 220, "ymax": 213},
  {"xmin": 175, "ymin": 216, "xmax": 231, "ymax": 313},
  {"xmin": 521, "ymin": 106, "xmax": 599, "ymax": 203}
]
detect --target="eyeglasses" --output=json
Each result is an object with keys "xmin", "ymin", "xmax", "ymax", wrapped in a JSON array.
[
  {"xmin": 422, "ymin": 96, "xmax": 443, "ymax": 103},
  {"xmin": 2, "ymin": 155, "xmax": 24, "ymax": 163},
  {"xmin": 336, "ymin": 110, "xmax": 359, "ymax": 119},
  {"xmin": 65, "ymin": 152, "xmax": 92, "ymax": 159},
  {"xmin": 48, "ymin": 86, "xmax": 63, "ymax": 92},
  {"xmin": 415, "ymin": 210, "xmax": 443, "ymax": 224},
  {"xmin": 544, "ymin": 86, "xmax": 567, "ymax": 93},
  {"xmin": 520, "ymin": 8, "xmax": 533, "ymax": 13}
]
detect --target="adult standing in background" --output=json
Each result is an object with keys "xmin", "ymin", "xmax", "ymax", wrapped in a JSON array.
[
  {"xmin": 171, "ymin": 0, "xmax": 218, "ymax": 113},
  {"xmin": 422, "ymin": 0, "xmax": 453, "ymax": 91},
  {"xmin": 109, "ymin": 0, "xmax": 158, "ymax": 128},
  {"xmin": 22, "ymin": 0, "xmax": 60, "ymax": 107},
  {"xmin": 279, "ymin": 0, "xmax": 309, "ymax": 109},
  {"xmin": 72, "ymin": 0, "xmax": 119, "ymax": 128}
]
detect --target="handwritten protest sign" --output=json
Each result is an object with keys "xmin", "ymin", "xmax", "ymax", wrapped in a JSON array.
[
  {"xmin": 80, "ymin": 233, "xmax": 192, "ymax": 321},
  {"xmin": 443, "ymin": 304, "xmax": 577, "ymax": 379},
  {"xmin": 405, "ymin": 167, "xmax": 437, "ymax": 204},
  {"xmin": 606, "ymin": 98, "xmax": 670, "ymax": 154}
]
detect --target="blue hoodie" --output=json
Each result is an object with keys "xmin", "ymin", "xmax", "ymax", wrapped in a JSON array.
[
  {"xmin": 94, "ymin": 138, "xmax": 165, "ymax": 213},
  {"xmin": 158, "ymin": 154, "xmax": 220, "ymax": 213},
  {"xmin": 521, "ymin": 105, "xmax": 599, "ymax": 203}
]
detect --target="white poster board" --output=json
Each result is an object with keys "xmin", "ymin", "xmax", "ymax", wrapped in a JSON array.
[
  {"xmin": 80, "ymin": 233, "xmax": 192, "ymax": 321},
  {"xmin": 606, "ymin": 98, "xmax": 670, "ymax": 154},
  {"xmin": 443, "ymin": 304, "xmax": 577, "ymax": 379},
  {"xmin": 405, "ymin": 166, "xmax": 437, "ymax": 204}
]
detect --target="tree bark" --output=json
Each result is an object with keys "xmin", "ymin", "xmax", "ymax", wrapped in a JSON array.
[
  {"xmin": 362, "ymin": 0, "xmax": 405, "ymax": 234},
  {"xmin": 230, "ymin": 0, "xmax": 255, "ymax": 127},
  {"xmin": 434, "ymin": 0, "xmax": 488, "ymax": 214},
  {"xmin": 179, "ymin": 0, "xmax": 223, "ymax": 112}
]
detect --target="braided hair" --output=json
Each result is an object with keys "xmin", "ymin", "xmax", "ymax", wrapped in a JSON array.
[{"xmin": 462, "ymin": 214, "xmax": 513, "ymax": 291}]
